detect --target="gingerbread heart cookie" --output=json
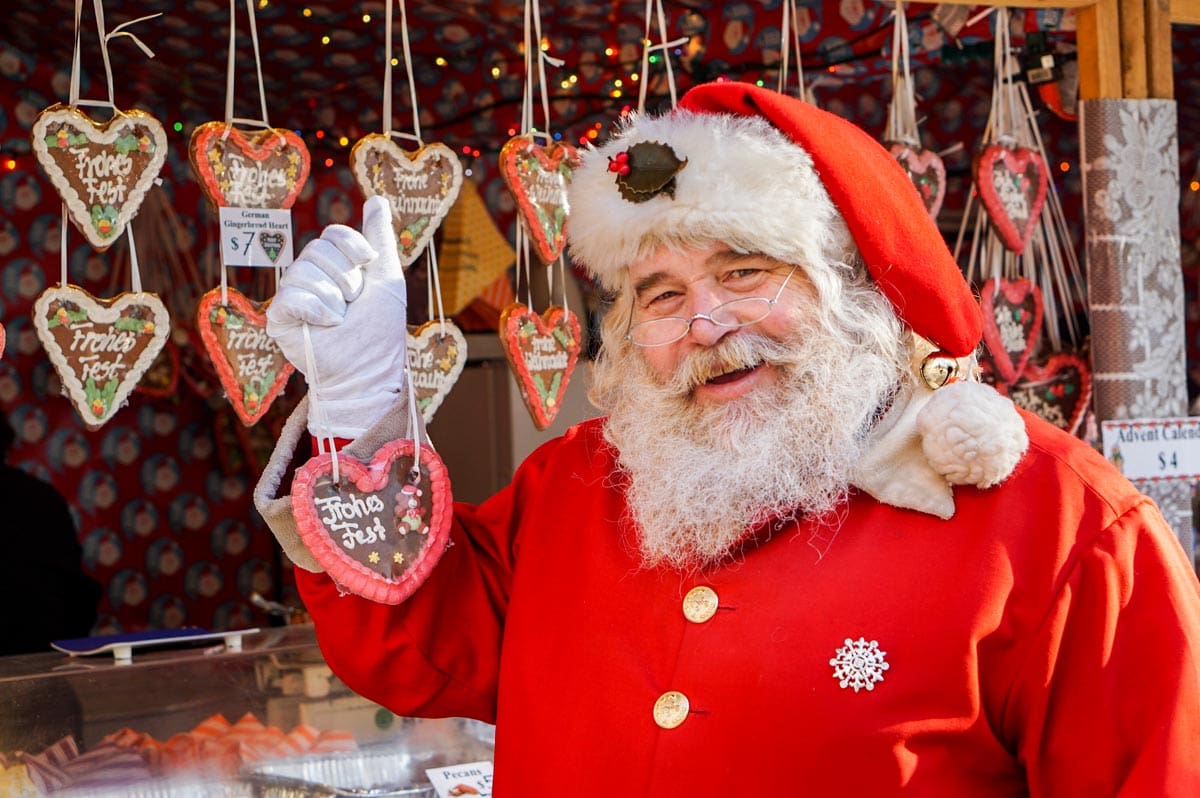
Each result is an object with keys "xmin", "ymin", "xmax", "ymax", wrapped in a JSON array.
[
  {"xmin": 887, "ymin": 142, "xmax": 946, "ymax": 220},
  {"xmin": 189, "ymin": 122, "xmax": 311, "ymax": 209},
  {"xmin": 407, "ymin": 321, "xmax": 468, "ymax": 424},
  {"xmin": 975, "ymin": 143, "xmax": 1048, "ymax": 254},
  {"xmin": 499, "ymin": 303, "xmax": 581, "ymax": 430},
  {"xmin": 292, "ymin": 439, "xmax": 453, "ymax": 605},
  {"xmin": 33, "ymin": 285, "xmax": 170, "ymax": 429},
  {"xmin": 196, "ymin": 288, "xmax": 294, "ymax": 426},
  {"xmin": 499, "ymin": 135, "xmax": 581, "ymax": 264},
  {"xmin": 350, "ymin": 136, "xmax": 464, "ymax": 268},
  {"xmin": 31, "ymin": 105, "xmax": 168, "ymax": 251},
  {"xmin": 1008, "ymin": 352, "xmax": 1092, "ymax": 436},
  {"xmin": 979, "ymin": 277, "xmax": 1044, "ymax": 385}
]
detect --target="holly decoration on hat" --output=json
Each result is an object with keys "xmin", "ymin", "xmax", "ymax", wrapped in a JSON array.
[{"xmin": 610, "ymin": 141, "xmax": 688, "ymax": 203}]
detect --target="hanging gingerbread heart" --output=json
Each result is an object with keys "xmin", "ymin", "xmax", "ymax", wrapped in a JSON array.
[
  {"xmin": 32, "ymin": 285, "xmax": 170, "ymax": 429},
  {"xmin": 1008, "ymin": 352, "xmax": 1092, "ymax": 436},
  {"xmin": 499, "ymin": 135, "xmax": 581, "ymax": 264},
  {"xmin": 349, "ymin": 136, "xmax": 464, "ymax": 268},
  {"xmin": 407, "ymin": 321, "xmax": 467, "ymax": 424},
  {"xmin": 974, "ymin": 143, "xmax": 1048, "ymax": 254},
  {"xmin": 499, "ymin": 303, "xmax": 581, "ymax": 430},
  {"xmin": 292, "ymin": 439, "xmax": 453, "ymax": 604},
  {"xmin": 887, "ymin": 142, "xmax": 947, "ymax": 220},
  {"xmin": 31, "ymin": 105, "xmax": 168, "ymax": 251},
  {"xmin": 189, "ymin": 122, "xmax": 310, "ymax": 210},
  {"xmin": 196, "ymin": 287, "xmax": 295, "ymax": 427},
  {"xmin": 979, "ymin": 277, "xmax": 1044, "ymax": 385}
]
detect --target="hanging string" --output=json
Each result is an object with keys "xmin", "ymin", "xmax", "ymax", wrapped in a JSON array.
[
  {"xmin": 69, "ymin": 0, "xmax": 160, "ymax": 112},
  {"xmin": 222, "ymin": 0, "xmax": 273, "ymax": 133},
  {"xmin": 382, "ymin": 0, "xmax": 423, "ymax": 146},
  {"xmin": 885, "ymin": 1, "xmax": 918, "ymax": 146},
  {"xmin": 302, "ymin": 323, "xmax": 340, "ymax": 484},
  {"xmin": 777, "ymin": 0, "xmax": 806, "ymax": 100},
  {"xmin": 637, "ymin": 0, "xmax": 686, "ymax": 113}
]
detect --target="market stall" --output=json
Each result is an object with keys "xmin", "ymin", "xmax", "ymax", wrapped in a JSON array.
[{"xmin": 1, "ymin": 0, "xmax": 1199, "ymax": 792}]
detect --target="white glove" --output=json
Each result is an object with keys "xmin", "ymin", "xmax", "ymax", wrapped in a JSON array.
[{"xmin": 267, "ymin": 196, "xmax": 408, "ymax": 439}]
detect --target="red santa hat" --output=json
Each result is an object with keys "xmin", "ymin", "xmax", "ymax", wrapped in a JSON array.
[{"xmin": 566, "ymin": 80, "xmax": 982, "ymax": 358}]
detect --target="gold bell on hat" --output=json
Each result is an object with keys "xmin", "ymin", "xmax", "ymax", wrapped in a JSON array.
[{"xmin": 920, "ymin": 351, "xmax": 959, "ymax": 390}]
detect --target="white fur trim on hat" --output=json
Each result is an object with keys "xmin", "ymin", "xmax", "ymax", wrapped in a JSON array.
[
  {"xmin": 566, "ymin": 110, "xmax": 852, "ymax": 291},
  {"xmin": 917, "ymin": 381, "xmax": 1028, "ymax": 490}
]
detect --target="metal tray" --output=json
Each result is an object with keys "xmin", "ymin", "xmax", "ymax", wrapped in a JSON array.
[{"xmin": 242, "ymin": 744, "xmax": 466, "ymax": 798}]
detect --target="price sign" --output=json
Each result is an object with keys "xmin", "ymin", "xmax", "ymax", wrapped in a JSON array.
[
  {"xmin": 1100, "ymin": 417, "xmax": 1200, "ymax": 481},
  {"xmin": 425, "ymin": 760, "xmax": 493, "ymax": 797},
  {"xmin": 218, "ymin": 207, "xmax": 294, "ymax": 268}
]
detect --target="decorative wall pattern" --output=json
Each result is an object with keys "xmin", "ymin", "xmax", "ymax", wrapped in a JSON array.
[{"xmin": 1079, "ymin": 98, "xmax": 1193, "ymax": 557}]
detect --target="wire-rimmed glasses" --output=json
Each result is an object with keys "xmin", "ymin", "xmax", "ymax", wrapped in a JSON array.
[{"xmin": 625, "ymin": 265, "xmax": 799, "ymax": 348}]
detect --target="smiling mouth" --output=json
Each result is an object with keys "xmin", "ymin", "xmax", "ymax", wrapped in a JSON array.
[{"xmin": 704, "ymin": 362, "xmax": 760, "ymax": 385}]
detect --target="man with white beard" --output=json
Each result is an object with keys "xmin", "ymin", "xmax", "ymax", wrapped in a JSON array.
[{"xmin": 259, "ymin": 82, "xmax": 1200, "ymax": 795}]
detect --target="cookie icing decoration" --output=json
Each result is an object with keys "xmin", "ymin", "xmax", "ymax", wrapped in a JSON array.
[
  {"xmin": 499, "ymin": 135, "xmax": 581, "ymax": 264},
  {"xmin": 406, "ymin": 321, "xmax": 468, "ymax": 424},
  {"xmin": 31, "ymin": 105, "xmax": 168, "ymax": 251},
  {"xmin": 189, "ymin": 122, "xmax": 311, "ymax": 209},
  {"xmin": 349, "ymin": 137, "xmax": 464, "ymax": 268},
  {"xmin": 974, "ymin": 144, "xmax": 1048, "ymax": 254},
  {"xmin": 1004, "ymin": 352, "xmax": 1092, "ymax": 437},
  {"xmin": 499, "ymin": 303, "xmax": 582, "ymax": 430},
  {"xmin": 32, "ymin": 285, "xmax": 170, "ymax": 429},
  {"xmin": 979, "ymin": 277, "xmax": 1044, "ymax": 386},
  {"xmin": 196, "ymin": 288, "xmax": 295, "ymax": 426},
  {"xmin": 291, "ymin": 439, "xmax": 453, "ymax": 605}
]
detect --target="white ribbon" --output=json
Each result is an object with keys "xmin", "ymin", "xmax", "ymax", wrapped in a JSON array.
[
  {"xmin": 302, "ymin": 323, "xmax": 340, "ymax": 484},
  {"xmin": 222, "ymin": 0, "xmax": 272, "ymax": 133},
  {"xmin": 777, "ymin": 0, "xmax": 806, "ymax": 100},
  {"xmin": 885, "ymin": 1, "xmax": 919, "ymax": 146},
  {"xmin": 637, "ymin": 0, "xmax": 683, "ymax": 113},
  {"xmin": 383, "ymin": 0, "xmax": 424, "ymax": 145}
]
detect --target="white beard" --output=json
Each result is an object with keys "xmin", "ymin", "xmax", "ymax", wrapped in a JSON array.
[{"xmin": 597, "ymin": 315, "xmax": 901, "ymax": 571}]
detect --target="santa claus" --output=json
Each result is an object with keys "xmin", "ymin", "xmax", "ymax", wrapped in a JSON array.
[{"xmin": 258, "ymin": 82, "xmax": 1200, "ymax": 795}]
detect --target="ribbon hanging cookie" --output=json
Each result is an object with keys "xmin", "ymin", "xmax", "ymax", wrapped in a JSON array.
[
  {"xmin": 31, "ymin": 105, "xmax": 168, "ymax": 251},
  {"xmin": 407, "ymin": 321, "xmax": 468, "ymax": 424},
  {"xmin": 974, "ymin": 143, "xmax": 1049, "ymax": 254},
  {"xmin": 33, "ymin": 285, "xmax": 170, "ymax": 429},
  {"xmin": 189, "ymin": 122, "xmax": 311, "ymax": 210},
  {"xmin": 887, "ymin": 142, "xmax": 946, "ymax": 221},
  {"xmin": 349, "ymin": 136, "xmax": 464, "ymax": 268},
  {"xmin": 292, "ymin": 439, "xmax": 453, "ymax": 605},
  {"xmin": 499, "ymin": 136, "xmax": 582, "ymax": 264},
  {"xmin": 196, "ymin": 288, "xmax": 295, "ymax": 426},
  {"xmin": 499, "ymin": 303, "xmax": 582, "ymax": 430}
]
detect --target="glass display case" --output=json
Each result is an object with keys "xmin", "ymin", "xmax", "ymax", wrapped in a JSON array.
[{"xmin": 0, "ymin": 625, "xmax": 494, "ymax": 796}]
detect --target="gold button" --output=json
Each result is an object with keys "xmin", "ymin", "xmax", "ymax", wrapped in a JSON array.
[
  {"xmin": 682, "ymin": 585, "xmax": 719, "ymax": 623},
  {"xmin": 653, "ymin": 691, "xmax": 690, "ymax": 729}
]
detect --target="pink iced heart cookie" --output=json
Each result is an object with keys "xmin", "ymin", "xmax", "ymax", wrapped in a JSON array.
[
  {"xmin": 887, "ymin": 142, "xmax": 946, "ymax": 220},
  {"xmin": 31, "ymin": 105, "xmax": 168, "ymax": 251},
  {"xmin": 499, "ymin": 303, "xmax": 581, "ymax": 430},
  {"xmin": 499, "ymin": 135, "xmax": 581, "ymax": 264},
  {"xmin": 196, "ymin": 288, "xmax": 294, "ymax": 426},
  {"xmin": 407, "ymin": 321, "xmax": 468, "ymax": 424},
  {"xmin": 1008, "ymin": 352, "xmax": 1092, "ymax": 436},
  {"xmin": 974, "ymin": 143, "xmax": 1048, "ymax": 254},
  {"xmin": 32, "ymin": 285, "xmax": 170, "ymax": 429},
  {"xmin": 350, "ymin": 137, "xmax": 464, "ymax": 267},
  {"xmin": 292, "ymin": 440, "xmax": 453, "ymax": 605},
  {"xmin": 979, "ymin": 277, "xmax": 1044, "ymax": 385},
  {"xmin": 189, "ymin": 122, "xmax": 311, "ymax": 209}
]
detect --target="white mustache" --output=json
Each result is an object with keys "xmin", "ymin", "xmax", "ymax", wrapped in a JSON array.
[{"xmin": 665, "ymin": 332, "xmax": 799, "ymax": 396}]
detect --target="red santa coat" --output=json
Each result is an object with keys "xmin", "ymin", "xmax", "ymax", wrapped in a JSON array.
[{"xmin": 296, "ymin": 412, "xmax": 1200, "ymax": 796}]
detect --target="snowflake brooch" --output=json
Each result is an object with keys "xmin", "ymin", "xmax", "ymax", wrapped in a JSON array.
[{"xmin": 830, "ymin": 637, "xmax": 889, "ymax": 693}]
